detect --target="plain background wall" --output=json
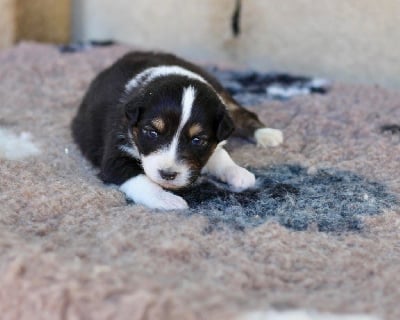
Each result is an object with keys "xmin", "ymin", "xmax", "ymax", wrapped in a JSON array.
[
  {"xmin": 0, "ymin": 0, "xmax": 15, "ymax": 48},
  {"xmin": 15, "ymin": 0, "xmax": 71, "ymax": 44},
  {"xmin": 71, "ymin": 0, "xmax": 400, "ymax": 88},
  {"xmin": 0, "ymin": 0, "xmax": 70, "ymax": 48},
  {"xmin": 72, "ymin": 0, "xmax": 235, "ymax": 62}
]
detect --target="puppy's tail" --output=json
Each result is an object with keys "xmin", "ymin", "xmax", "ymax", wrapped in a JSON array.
[{"xmin": 220, "ymin": 92, "xmax": 283, "ymax": 147}]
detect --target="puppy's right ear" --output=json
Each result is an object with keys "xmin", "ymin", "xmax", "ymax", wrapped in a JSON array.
[
  {"xmin": 125, "ymin": 100, "xmax": 142, "ymax": 126},
  {"xmin": 217, "ymin": 111, "xmax": 235, "ymax": 142}
]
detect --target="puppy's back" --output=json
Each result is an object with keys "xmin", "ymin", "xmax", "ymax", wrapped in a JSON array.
[{"xmin": 71, "ymin": 57, "xmax": 131, "ymax": 165}]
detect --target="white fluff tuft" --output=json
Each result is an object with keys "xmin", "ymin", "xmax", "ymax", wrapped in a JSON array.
[
  {"xmin": 240, "ymin": 310, "xmax": 380, "ymax": 320},
  {"xmin": 0, "ymin": 128, "xmax": 40, "ymax": 160}
]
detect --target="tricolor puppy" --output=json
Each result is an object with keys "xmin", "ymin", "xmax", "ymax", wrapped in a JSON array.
[{"xmin": 72, "ymin": 51, "xmax": 283, "ymax": 210}]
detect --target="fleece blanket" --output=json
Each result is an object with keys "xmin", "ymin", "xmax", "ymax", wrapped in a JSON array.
[{"xmin": 0, "ymin": 43, "xmax": 399, "ymax": 320}]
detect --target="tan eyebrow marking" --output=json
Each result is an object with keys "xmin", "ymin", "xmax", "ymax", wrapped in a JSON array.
[
  {"xmin": 151, "ymin": 118, "xmax": 165, "ymax": 132},
  {"xmin": 188, "ymin": 123, "xmax": 203, "ymax": 137}
]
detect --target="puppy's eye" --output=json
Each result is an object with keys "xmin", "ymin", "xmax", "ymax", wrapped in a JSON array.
[
  {"xmin": 191, "ymin": 136, "xmax": 208, "ymax": 147},
  {"xmin": 142, "ymin": 127, "xmax": 158, "ymax": 139}
]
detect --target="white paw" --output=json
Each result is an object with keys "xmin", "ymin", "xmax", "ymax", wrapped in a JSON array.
[
  {"xmin": 151, "ymin": 190, "xmax": 189, "ymax": 210},
  {"xmin": 120, "ymin": 174, "xmax": 189, "ymax": 210},
  {"xmin": 254, "ymin": 128, "xmax": 283, "ymax": 147},
  {"xmin": 223, "ymin": 166, "xmax": 256, "ymax": 192}
]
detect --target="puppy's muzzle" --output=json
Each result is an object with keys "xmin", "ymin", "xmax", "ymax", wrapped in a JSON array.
[{"xmin": 159, "ymin": 169, "xmax": 179, "ymax": 181}]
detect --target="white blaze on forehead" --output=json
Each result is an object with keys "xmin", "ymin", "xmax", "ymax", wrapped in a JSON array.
[
  {"xmin": 168, "ymin": 86, "xmax": 196, "ymax": 157},
  {"xmin": 125, "ymin": 65, "xmax": 208, "ymax": 93},
  {"xmin": 179, "ymin": 86, "xmax": 196, "ymax": 130}
]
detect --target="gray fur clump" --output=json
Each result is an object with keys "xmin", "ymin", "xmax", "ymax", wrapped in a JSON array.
[{"xmin": 178, "ymin": 165, "xmax": 398, "ymax": 232}]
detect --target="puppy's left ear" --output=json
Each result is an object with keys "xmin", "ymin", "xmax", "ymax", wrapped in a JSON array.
[
  {"xmin": 125, "ymin": 99, "xmax": 143, "ymax": 126},
  {"xmin": 217, "ymin": 108, "xmax": 235, "ymax": 141}
]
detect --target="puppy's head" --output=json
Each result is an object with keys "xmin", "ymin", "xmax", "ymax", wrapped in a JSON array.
[{"xmin": 125, "ymin": 77, "xmax": 234, "ymax": 190}]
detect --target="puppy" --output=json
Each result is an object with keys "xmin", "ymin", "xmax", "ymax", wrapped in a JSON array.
[{"xmin": 72, "ymin": 51, "xmax": 283, "ymax": 210}]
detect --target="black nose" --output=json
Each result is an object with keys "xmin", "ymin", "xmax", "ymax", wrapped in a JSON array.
[{"xmin": 159, "ymin": 170, "xmax": 178, "ymax": 181}]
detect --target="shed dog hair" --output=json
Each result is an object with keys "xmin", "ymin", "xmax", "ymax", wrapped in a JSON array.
[{"xmin": 72, "ymin": 51, "xmax": 283, "ymax": 210}]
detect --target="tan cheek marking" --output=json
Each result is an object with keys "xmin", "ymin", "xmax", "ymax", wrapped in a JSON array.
[
  {"xmin": 188, "ymin": 123, "xmax": 203, "ymax": 137},
  {"xmin": 152, "ymin": 118, "xmax": 165, "ymax": 132}
]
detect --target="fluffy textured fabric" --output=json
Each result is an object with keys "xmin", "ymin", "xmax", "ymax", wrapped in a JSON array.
[
  {"xmin": 0, "ymin": 43, "xmax": 400, "ymax": 320},
  {"xmin": 208, "ymin": 66, "xmax": 330, "ymax": 104},
  {"xmin": 178, "ymin": 165, "xmax": 398, "ymax": 232}
]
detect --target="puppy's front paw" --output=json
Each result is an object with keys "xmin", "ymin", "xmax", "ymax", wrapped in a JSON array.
[
  {"xmin": 120, "ymin": 175, "xmax": 189, "ymax": 210},
  {"xmin": 254, "ymin": 128, "xmax": 283, "ymax": 147},
  {"xmin": 223, "ymin": 166, "xmax": 256, "ymax": 192},
  {"xmin": 153, "ymin": 191, "xmax": 189, "ymax": 210}
]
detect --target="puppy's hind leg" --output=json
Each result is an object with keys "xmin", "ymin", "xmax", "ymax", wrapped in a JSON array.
[
  {"xmin": 231, "ymin": 107, "xmax": 283, "ymax": 147},
  {"xmin": 221, "ymin": 93, "xmax": 283, "ymax": 147},
  {"xmin": 254, "ymin": 127, "xmax": 284, "ymax": 148}
]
